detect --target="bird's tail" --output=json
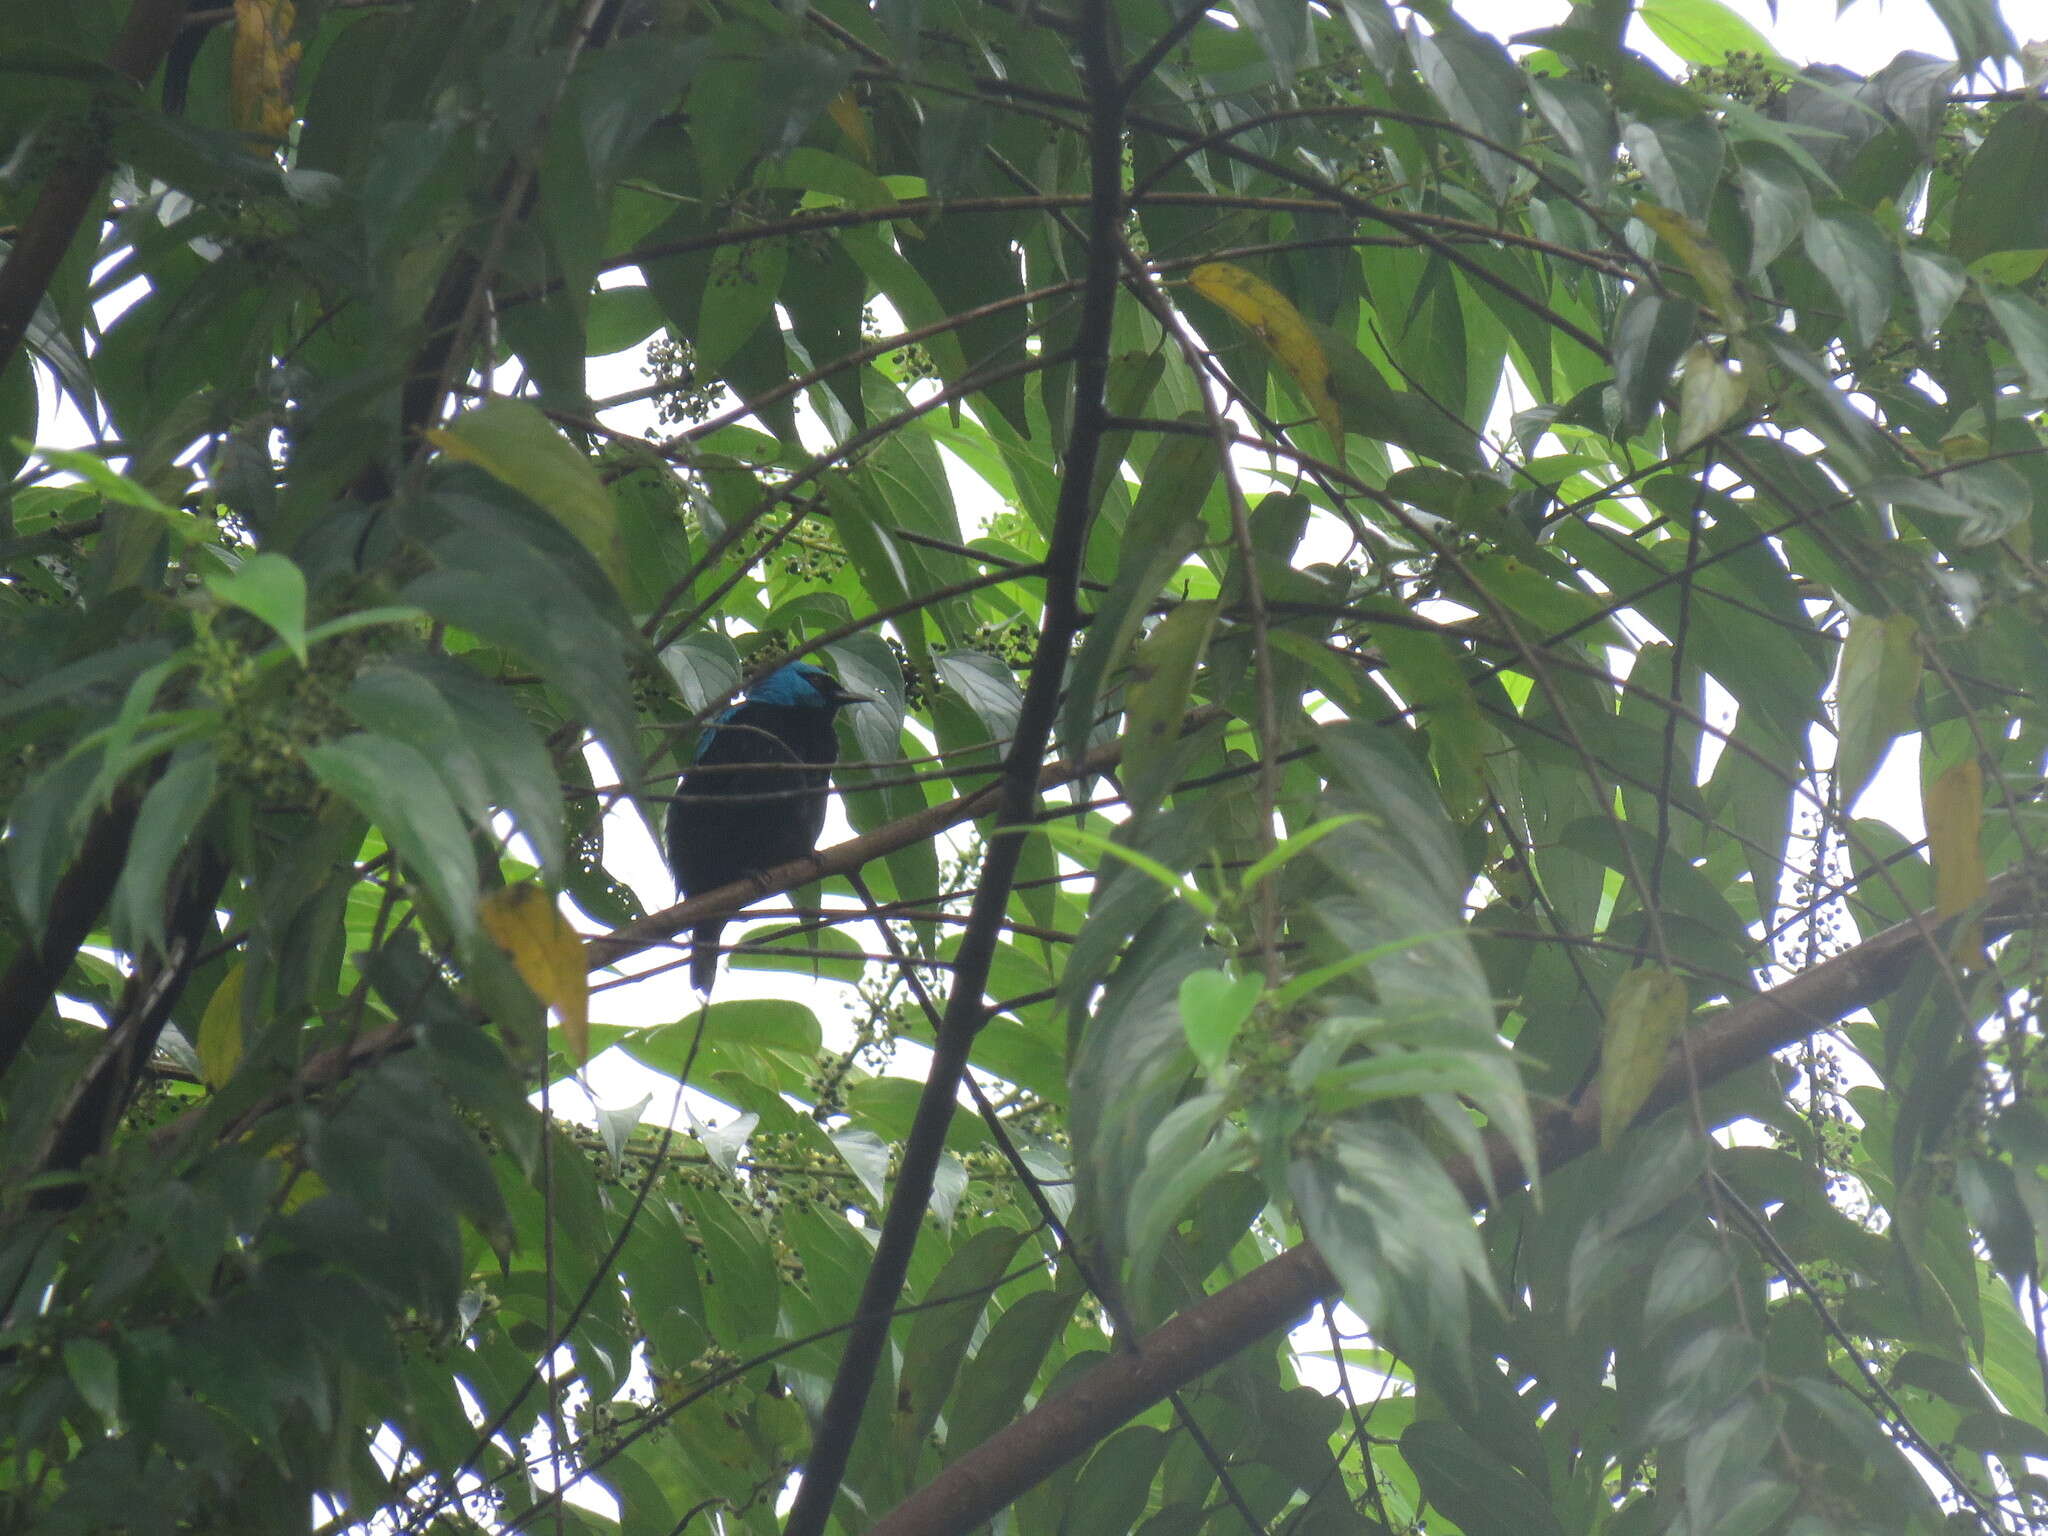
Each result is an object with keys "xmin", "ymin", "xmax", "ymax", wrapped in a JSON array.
[{"xmin": 690, "ymin": 919, "xmax": 725, "ymax": 996}]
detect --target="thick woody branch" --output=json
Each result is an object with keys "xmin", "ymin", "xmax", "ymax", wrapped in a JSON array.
[{"xmin": 866, "ymin": 866, "xmax": 2048, "ymax": 1536}]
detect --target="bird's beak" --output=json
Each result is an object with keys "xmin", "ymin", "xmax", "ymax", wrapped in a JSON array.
[{"xmin": 824, "ymin": 680, "xmax": 875, "ymax": 707}]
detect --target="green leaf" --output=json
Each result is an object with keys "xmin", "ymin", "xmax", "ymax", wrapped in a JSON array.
[
  {"xmin": 1899, "ymin": 248, "xmax": 1966, "ymax": 340},
  {"xmin": 1598, "ymin": 967, "xmax": 1689, "ymax": 1148},
  {"xmin": 936, "ymin": 651, "xmax": 1022, "ymax": 749},
  {"xmin": 1622, "ymin": 114, "xmax": 1723, "ymax": 223},
  {"xmin": 1642, "ymin": 1234, "xmax": 1735, "ymax": 1335},
  {"xmin": 1643, "ymin": 1329, "xmax": 1764, "ymax": 1442},
  {"xmin": 342, "ymin": 664, "xmax": 497, "ymax": 835},
  {"xmin": 1412, "ymin": 20, "xmax": 1525, "ymax": 200},
  {"xmin": 1889, "ymin": 1349, "xmax": 1998, "ymax": 1412},
  {"xmin": 1315, "ymin": 320, "xmax": 1485, "ymax": 469},
  {"xmin": 1529, "ymin": 74, "xmax": 1617, "ymax": 191},
  {"xmin": 1235, "ymin": 0, "xmax": 1309, "ymax": 86},
  {"xmin": 1834, "ymin": 613, "xmax": 1920, "ymax": 809},
  {"xmin": 304, "ymin": 733, "xmax": 481, "ymax": 941},
  {"xmin": 1639, "ymin": 0, "xmax": 1780, "ymax": 66},
  {"xmin": 1610, "ymin": 291, "xmax": 1697, "ymax": 433},
  {"xmin": 1802, "ymin": 206, "xmax": 1895, "ymax": 352},
  {"xmin": 1922, "ymin": 0, "xmax": 2015, "ymax": 67},
  {"xmin": 946, "ymin": 1288, "xmax": 1081, "ymax": 1458},
  {"xmin": 404, "ymin": 491, "xmax": 641, "ymax": 787},
  {"xmin": 1951, "ymin": 102, "xmax": 2048, "ymax": 263},
  {"xmin": 696, "ymin": 232, "xmax": 789, "ymax": 374},
  {"xmin": 1031, "ymin": 823, "xmax": 1217, "ymax": 921},
  {"xmin": 1123, "ymin": 1095, "xmax": 1246, "ymax": 1295},
  {"xmin": 1683, "ymin": 1398, "xmax": 1788, "ymax": 1536},
  {"xmin": 1177, "ymin": 969, "xmax": 1261, "ymax": 1072},
  {"xmin": 399, "ymin": 654, "xmax": 567, "ymax": 879},
  {"xmin": 427, "ymin": 402, "xmax": 624, "ymax": 589},
  {"xmin": 1120, "ymin": 600, "xmax": 1217, "ymax": 819},
  {"xmin": 660, "ymin": 630, "xmax": 744, "ymax": 716},
  {"xmin": 897, "ymin": 1227, "xmax": 1027, "ymax": 1451},
  {"xmin": 1567, "ymin": 1123, "xmax": 1712, "ymax": 1324},
  {"xmin": 1060, "ymin": 420, "xmax": 1218, "ymax": 767},
  {"xmin": 63, "ymin": 1336, "xmax": 122, "ymax": 1433},
  {"xmin": 821, "ymin": 472, "xmax": 932, "ymax": 675},
  {"xmin": 21, "ymin": 442, "xmax": 206, "ymax": 543},
  {"xmin": 1733, "ymin": 144, "xmax": 1812, "ymax": 274},
  {"xmin": 1401, "ymin": 1420, "xmax": 1564, "ymax": 1536},
  {"xmin": 586, "ymin": 285, "xmax": 665, "ymax": 355},
  {"xmin": 109, "ymin": 750, "xmax": 216, "ymax": 958},
  {"xmin": 619, "ymin": 1000, "xmax": 824, "ymax": 1077},
  {"xmin": 205, "ymin": 552, "xmax": 308, "ymax": 664},
  {"xmin": 1238, "ymin": 813, "xmax": 1370, "ymax": 894},
  {"xmin": 1291, "ymin": 1116, "xmax": 1493, "ymax": 1364},
  {"xmin": 1983, "ymin": 284, "xmax": 2048, "ymax": 396},
  {"xmin": 196, "ymin": 961, "xmax": 246, "ymax": 1089},
  {"xmin": 759, "ymin": 41, "xmax": 856, "ymax": 153},
  {"xmin": 1064, "ymin": 1426, "xmax": 1169, "ymax": 1536}
]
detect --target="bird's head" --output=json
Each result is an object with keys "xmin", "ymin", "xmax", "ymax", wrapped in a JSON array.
[{"xmin": 748, "ymin": 662, "xmax": 872, "ymax": 712}]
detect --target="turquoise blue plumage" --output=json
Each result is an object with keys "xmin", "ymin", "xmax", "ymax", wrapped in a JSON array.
[{"xmin": 664, "ymin": 663, "xmax": 869, "ymax": 994}]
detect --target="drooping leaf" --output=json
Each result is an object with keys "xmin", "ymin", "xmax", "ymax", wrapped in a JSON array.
[
  {"xmin": 1188, "ymin": 263, "xmax": 1341, "ymax": 447},
  {"xmin": 1121, "ymin": 600, "xmax": 1217, "ymax": 819},
  {"xmin": 426, "ymin": 401, "xmax": 625, "ymax": 589},
  {"xmin": 1610, "ymin": 291, "xmax": 1697, "ymax": 434},
  {"xmin": 1598, "ymin": 967, "xmax": 1689, "ymax": 1149},
  {"xmin": 1834, "ymin": 613, "xmax": 1920, "ymax": 810},
  {"xmin": 305, "ymin": 733, "xmax": 481, "ymax": 942},
  {"xmin": 480, "ymin": 883, "xmax": 590, "ymax": 1061}
]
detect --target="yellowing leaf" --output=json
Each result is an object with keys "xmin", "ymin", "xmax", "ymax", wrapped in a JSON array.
[
  {"xmin": 1927, "ymin": 752, "xmax": 1986, "ymax": 962},
  {"xmin": 231, "ymin": 0, "xmax": 302, "ymax": 141},
  {"xmin": 1967, "ymin": 249, "xmax": 2048, "ymax": 286},
  {"xmin": 198, "ymin": 963, "xmax": 247, "ymax": 1089},
  {"xmin": 481, "ymin": 883, "xmax": 591, "ymax": 1062},
  {"xmin": 1599, "ymin": 966, "xmax": 1689, "ymax": 1149},
  {"xmin": 1635, "ymin": 202, "xmax": 1745, "ymax": 331},
  {"xmin": 827, "ymin": 90, "xmax": 872, "ymax": 165},
  {"xmin": 1675, "ymin": 343, "xmax": 1746, "ymax": 451},
  {"xmin": 426, "ymin": 402, "xmax": 624, "ymax": 590},
  {"xmin": 270, "ymin": 1154, "xmax": 325, "ymax": 1214},
  {"xmin": 1188, "ymin": 262, "xmax": 1341, "ymax": 448}
]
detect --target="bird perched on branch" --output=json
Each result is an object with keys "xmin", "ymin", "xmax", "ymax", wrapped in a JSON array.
[{"xmin": 665, "ymin": 662, "xmax": 870, "ymax": 995}]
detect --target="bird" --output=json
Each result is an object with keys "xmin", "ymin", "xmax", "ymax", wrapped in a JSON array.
[{"xmin": 664, "ymin": 661, "xmax": 871, "ymax": 995}]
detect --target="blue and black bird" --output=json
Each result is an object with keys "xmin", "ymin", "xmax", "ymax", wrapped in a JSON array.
[{"xmin": 664, "ymin": 662, "xmax": 870, "ymax": 994}]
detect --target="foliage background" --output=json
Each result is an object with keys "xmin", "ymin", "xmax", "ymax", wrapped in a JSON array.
[{"xmin": 4, "ymin": 0, "xmax": 2048, "ymax": 1532}]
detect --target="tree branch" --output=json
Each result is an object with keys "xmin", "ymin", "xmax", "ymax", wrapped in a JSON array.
[
  {"xmin": 778, "ymin": 4, "xmax": 1129, "ymax": 1530},
  {"xmin": 0, "ymin": 799, "xmax": 139, "ymax": 1082},
  {"xmin": 0, "ymin": 0, "xmax": 188, "ymax": 373},
  {"xmin": 866, "ymin": 864, "xmax": 2048, "ymax": 1536},
  {"xmin": 144, "ymin": 712, "xmax": 1229, "ymax": 1158},
  {"xmin": 30, "ymin": 846, "xmax": 231, "ymax": 1203}
]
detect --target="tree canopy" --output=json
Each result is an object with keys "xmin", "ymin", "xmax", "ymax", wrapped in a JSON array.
[{"xmin": 5, "ymin": 0, "xmax": 2048, "ymax": 1530}]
